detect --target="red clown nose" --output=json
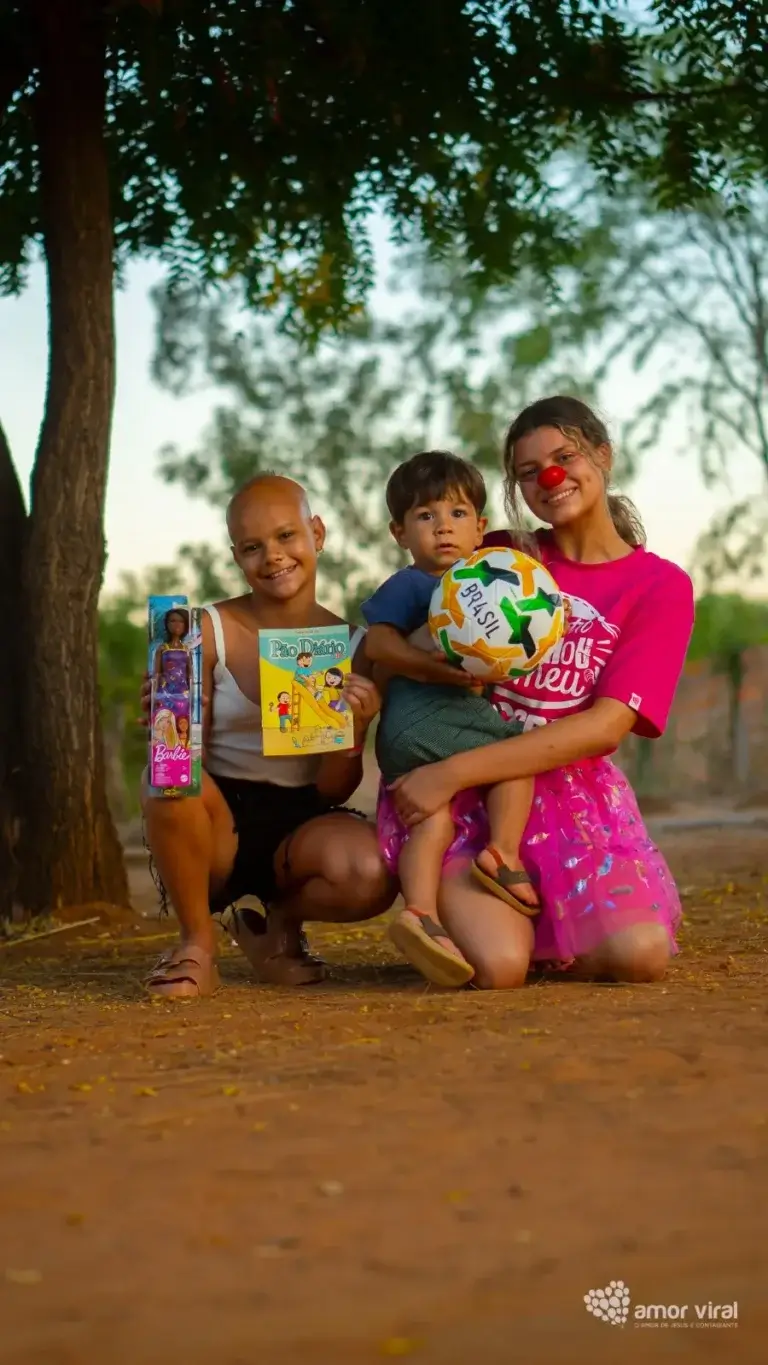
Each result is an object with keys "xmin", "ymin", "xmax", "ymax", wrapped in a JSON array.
[{"xmin": 537, "ymin": 464, "xmax": 566, "ymax": 491}]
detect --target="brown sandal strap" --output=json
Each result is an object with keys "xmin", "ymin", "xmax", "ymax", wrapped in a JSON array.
[
  {"xmin": 146, "ymin": 945, "xmax": 214, "ymax": 992},
  {"xmin": 496, "ymin": 866, "xmax": 532, "ymax": 889},
  {"xmin": 485, "ymin": 846, "xmax": 532, "ymax": 889},
  {"xmin": 405, "ymin": 909, "xmax": 453, "ymax": 942}
]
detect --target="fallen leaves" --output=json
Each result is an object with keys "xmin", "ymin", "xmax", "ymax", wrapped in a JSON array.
[
  {"xmin": 318, "ymin": 1180, "xmax": 344, "ymax": 1197},
  {"xmin": 5, "ymin": 1269, "xmax": 42, "ymax": 1286}
]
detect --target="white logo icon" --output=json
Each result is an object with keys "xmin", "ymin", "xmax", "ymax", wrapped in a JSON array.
[{"xmin": 584, "ymin": 1280, "xmax": 630, "ymax": 1326}]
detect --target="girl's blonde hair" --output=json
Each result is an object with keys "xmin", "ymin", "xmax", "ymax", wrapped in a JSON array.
[{"xmin": 502, "ymin": 396, "xmax": 646, "ymax": 549}]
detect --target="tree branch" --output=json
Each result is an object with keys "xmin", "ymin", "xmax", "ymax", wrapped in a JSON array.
[
  {"xmin": 637, "ymin": 261, "xmax": 755, "ymax": 409},
  {"xmin": 592, "ymin": 79, "xmax": 754, "ymax": 110}
]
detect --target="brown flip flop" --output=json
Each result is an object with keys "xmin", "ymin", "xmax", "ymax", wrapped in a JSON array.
[
  {"xmin": 472, "ymin": 845, "xmax": 540, "ymax": 918},
  {"xmin": 145, "ymin": 944, "xmax": 220, "ymax": 999},
  {"xmin": 388, "ymin": 907, "xmax": 475, "ymax": 988}
]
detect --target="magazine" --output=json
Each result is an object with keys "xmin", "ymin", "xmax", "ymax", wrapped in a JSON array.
[{"xmin": 259, "ymin": 625, "xmax": 354, "ymax": 757}]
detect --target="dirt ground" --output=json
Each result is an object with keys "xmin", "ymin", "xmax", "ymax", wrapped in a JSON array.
[{"xmin": 2, "ymin": 826, "xmax": 768, "ymax": 1365}]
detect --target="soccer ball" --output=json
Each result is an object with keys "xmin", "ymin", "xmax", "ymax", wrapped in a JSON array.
[{"xmin": 428, "ymin": 546, "xmax": 565, "ymax": 681}]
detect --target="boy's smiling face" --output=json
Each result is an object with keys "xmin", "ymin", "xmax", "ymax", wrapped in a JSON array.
[{"xmin": 228, "ymin": 476, "xmax": 325, "ymax": 602}]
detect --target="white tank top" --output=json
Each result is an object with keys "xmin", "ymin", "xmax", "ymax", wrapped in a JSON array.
[{"xmin": 204, "ymin": 604, "xmax": 365, "ymax": 787}]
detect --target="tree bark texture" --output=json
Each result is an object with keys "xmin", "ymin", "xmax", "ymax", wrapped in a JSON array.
[
  {"xmin": 0, "ymin": 424, "xmax": 27, "ymax": 918},
  {"xmin": 19, "ymin": 0, "xmax": 128, "ymax": 911}
]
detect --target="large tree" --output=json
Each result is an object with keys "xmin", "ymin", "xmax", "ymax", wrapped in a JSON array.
[{"xmin": 2, "ymin": 0, "xmax": 768, "ymax": 916}]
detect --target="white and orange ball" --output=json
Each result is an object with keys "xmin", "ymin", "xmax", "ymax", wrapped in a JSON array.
[{"xmin": 428, "ymin": 546, "xmax": 565, "ymax": 681}]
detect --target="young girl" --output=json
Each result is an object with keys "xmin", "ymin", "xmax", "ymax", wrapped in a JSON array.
[
  {"xmin": 363, "ymin": 451, "xmax": 542, "ymax": 988},
  {"xmin": 381, "ymin": 397, "xmax": 695, "ymax": 988},
  {"xmin": 142, "ymin": 473, "xmax": 390, "ymax": 998}
]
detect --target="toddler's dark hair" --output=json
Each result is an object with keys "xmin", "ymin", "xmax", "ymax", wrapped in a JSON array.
[{"xmin": 386, "ymin": 450, "xmax": 486, "ymax": 524}]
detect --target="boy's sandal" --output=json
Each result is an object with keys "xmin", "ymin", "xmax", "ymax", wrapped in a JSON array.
[
  {"xmin": 388, "ymin": 907, "xmax": 475, "ymax": 988},
  {"xmin": 145, "ymin": 944, "xmax": 220, "ymax": 999},
  {"xmin": 229, "ymin": 907, "xmax": 327, "ymax": 986},
  {"xmin": 471, "ymin": 845, "xmax": 540, "ymax": 918}
]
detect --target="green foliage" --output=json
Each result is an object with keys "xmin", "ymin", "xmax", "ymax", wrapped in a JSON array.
[
  {"xmin": 687, "ymin": 593, "xmax": 768, "ymax": 666},
  {"xmin": 692, "ymin": 500, "xmax": 768, "ymax": 593},
  {"xmin": 4, "ymin": 2, "xmax": 768, "ymax": 323},
  {"xmin": 484, "ymin": 189, "xmax": 768, "ymax": 579},
  {"xmin": 98, "ymin": 604, "xmax": 148, "ymax": 819},
  {"xmin": 150, "ymin": 246, "xmax": 596, "ymax": 611}
]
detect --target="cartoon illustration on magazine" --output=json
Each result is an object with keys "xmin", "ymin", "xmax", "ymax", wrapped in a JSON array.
[{"xmin": 259, "ymin": 627, "xmax": 353, "ymax": 756}]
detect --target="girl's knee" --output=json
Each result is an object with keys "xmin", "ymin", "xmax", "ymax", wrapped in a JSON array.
[
  {"xmin": 319, "ymin": 824, "xmax": 394, "ymax": 911},
  {"xmin": 472, "ymin": 948, "xmax": 529, "ymax": 991},
  {"xmin": 601, "ymin": 924, "xmax": 670, "ymax": 983},
  {"xmin": 346, "ymin": 847, "xmax": 394, "ymax": 911}
]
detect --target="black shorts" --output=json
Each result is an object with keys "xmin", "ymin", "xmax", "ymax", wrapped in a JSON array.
[
  {"xmin": 211, "ymin": 776, "xmax": 331, "ymax": 912},
  {"xmin": 145, "ymin": 776, "xmax": 368, "ymax": 919}
]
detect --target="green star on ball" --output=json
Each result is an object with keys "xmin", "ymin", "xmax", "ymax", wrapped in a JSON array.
[
  {"xmin": 454, "ymin": 560, "xmax": 521, "ymax": 589},
  {"xmin": 499, "ymin": 599, "xmax": 536, "ymax": 658},
  {"xmin": 517, "ymin": 588, "xmax": 561, "ymax": 618}
]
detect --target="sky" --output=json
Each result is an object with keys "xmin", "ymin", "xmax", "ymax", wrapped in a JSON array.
[{"xmin": 1, "ymin": 237, "xmax": 762, "ymax": 598}]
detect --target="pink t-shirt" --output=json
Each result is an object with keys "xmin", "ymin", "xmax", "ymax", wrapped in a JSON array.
[{"xmin": 484, "ymin": 531, "xmax": 695, "ymax": 740}]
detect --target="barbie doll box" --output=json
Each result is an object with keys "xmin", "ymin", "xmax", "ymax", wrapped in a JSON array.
[{"xmin": 147, "ymin": 595, "xmax": 203, "ymax": 796}]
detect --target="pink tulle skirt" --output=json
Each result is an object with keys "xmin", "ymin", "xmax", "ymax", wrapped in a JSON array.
[{"xmin": 376, "ymin": 758, "xmax": 682, "ymax": 963}]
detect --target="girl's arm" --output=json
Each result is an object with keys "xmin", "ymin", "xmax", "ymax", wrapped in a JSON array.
[
  {"xmin": 200, "ymin": 611, "xmax": 216, "ymax": 763},
  {"xmin": 390, "ymin": 698, "xmax": 636, "ymax": 824},
  {"xmin": 451, "ymin": 698, "xmax": 635, "ymax": 786}
]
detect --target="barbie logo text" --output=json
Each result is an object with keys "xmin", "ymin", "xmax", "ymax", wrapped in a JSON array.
[{"xmin": 154, "ymin": 743, "xmax": 190, "ymax": 765}]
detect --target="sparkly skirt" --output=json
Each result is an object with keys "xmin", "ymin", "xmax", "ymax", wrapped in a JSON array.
[{"xmin": 376, "ymin": 757, "xmax": 682, "ymax": 962}]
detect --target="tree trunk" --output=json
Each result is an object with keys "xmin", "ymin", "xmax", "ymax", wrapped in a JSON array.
[
  {"xmin": 19, "ymin": 0, "xmax": 129, "ymax": 912},
  {"xmin": 0, "ymin": 423, "xmax": 27, "ymax": 919}
]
